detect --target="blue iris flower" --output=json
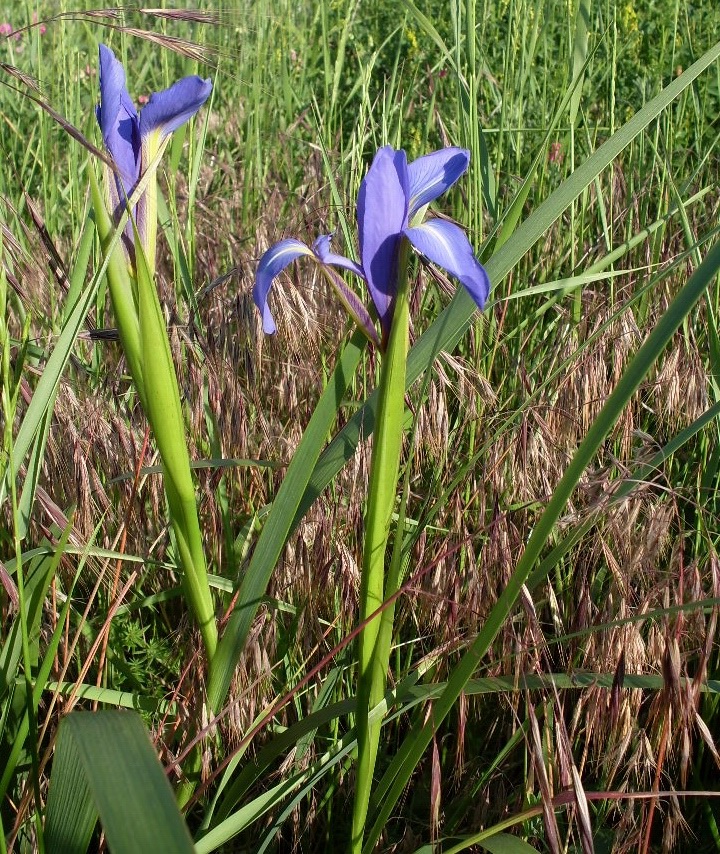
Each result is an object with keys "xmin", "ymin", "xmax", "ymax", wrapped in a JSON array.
[
  {"xmin": 96, "ymin": 43, "xmax": 212, "ymax": 267},
  {"xmin": 254, "ymin": 145, "xmax": 490, "ymax": 346}
]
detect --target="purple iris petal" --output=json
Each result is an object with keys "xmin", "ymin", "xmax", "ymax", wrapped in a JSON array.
[
  {"xmin": 313, "ymin": 234, "xmax": 365, "ymax": 280},
  {"xmin": 357, "ymin": 146, "xmax": 409, "ymax": 334},
  {"xmin": 404, "ymin": 218, "xmax": 490, "ymax": 310},
  {"xmin": 139, "ymin": 75, "xmax": 213, "ymax": 140},
  {"xmin": 253, "ymin": 144, "xmax": 488, "ymax": 343},
  {"xmin": 254, "ymin": 238, "xmax": 315, "ymax": 334},
  {"xmin": 96, "ymin": 43, "xmax": 211, "ymax": 195},
  {"xmin": 407, "ymin": 147, "xmax": 469, "ymax": 221},
  {"xmin": 97, "ymin": 44, "xmax": 140, "ymax": 199}
]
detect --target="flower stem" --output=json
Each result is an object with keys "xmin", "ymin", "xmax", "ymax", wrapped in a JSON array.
[
  {"xmin": 90, "ymin": 167, "xmax": 218, "ymax": 676},
  {"xmin": 351, "ymin": 237, "xmax": 411, "ymax": 852}
]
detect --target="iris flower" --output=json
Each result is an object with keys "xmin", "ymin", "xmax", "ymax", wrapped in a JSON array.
[
  {"xmin": 96, "ymin": 43, "xmax": 212, "ymax": 268},
  {"xmin": 254, "ymin": 145, "xmax": 490, "ymax": 346}
]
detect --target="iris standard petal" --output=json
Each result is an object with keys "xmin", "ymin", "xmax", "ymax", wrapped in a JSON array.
[
  {"xmin": 357, "ymin": 145, "xmax": 410, "ymax": 332},
  {"xmin": 139, "ymin": 75, "xmax": 213, "ymax": 141},
  {"xmin": 254, "ymin": 238, "xmax": 315, "ymax": 334},
  {"xmin": 407, "ymin": 147, "xmax": 469, "ymax": 220},
  {"xmin": 313, "ymin": 234, "xmax": 365, "ymax": 280},
  {"xmin": 97, "ymin": 44, "xmax": 140, "ymax": 193},
  {"xmin": 404, "ymin": 218, "xmax": 490, "ymax": 310}
]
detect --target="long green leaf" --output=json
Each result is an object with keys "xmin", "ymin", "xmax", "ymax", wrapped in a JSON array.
[
  {"xmin": 2, "ymin": 147, "xmax": 158, "ymax": 508},
  {"xmin": 17, "ymin": 214, "xmax": 95, "ymax": 540},
  {"xmin": 569, "ymin": 0, "xmax": 591, "ymax": 126},
  {"xmin": 0, "ymin": 521, "xmax": 86, "ymax": 805},
  {"xmin": 45, "ymin": 711, "xmax": 194, "ymax": 854},
  {"xmin": 134, "ymin": 231, "xmax": 218, "ymax": 665},
  {"xmin": 207, "ymin": 328, "xmax": 367, "ymax": 711}
]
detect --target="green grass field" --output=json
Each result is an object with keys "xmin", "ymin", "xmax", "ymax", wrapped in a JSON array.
[{"xmin": 1, "ymin": 1, "xmax": 720, "ymax": 851}]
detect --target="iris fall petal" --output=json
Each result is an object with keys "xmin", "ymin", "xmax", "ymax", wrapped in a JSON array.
[
  {"xmin": 139, "ymin": 75, "xmax": 213, "ymax": 142},
  {"xmin": 405, "ymin": 218, "xmax": 490, "ymax": 310},
  {"xmin": 254, "ymin": 238, "xmax": 315, "ymax": 334}
]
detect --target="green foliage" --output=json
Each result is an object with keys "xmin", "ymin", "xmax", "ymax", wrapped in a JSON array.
[{"xmin": 45, "ymin": 711, "xmax": 194, "ymax": 854}]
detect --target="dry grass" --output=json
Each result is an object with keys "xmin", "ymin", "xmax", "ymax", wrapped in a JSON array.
[{"xmin": 2, "ymin": 92, "xmax": 718, "ymax": 848}]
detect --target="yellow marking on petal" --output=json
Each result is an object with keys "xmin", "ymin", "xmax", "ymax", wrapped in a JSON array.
[{"xmin": 139, "ymin": 131, "xmax": 164, "ymax": 277}]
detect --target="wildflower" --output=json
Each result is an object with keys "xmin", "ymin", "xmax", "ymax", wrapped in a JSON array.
[
  {"xmin": 31, "ymin": 12, "xmax": 46, "ymax": 35},
  {"xmin": 255, "ymin": 145, "xmax": 489, "ymax": 346},
  {"xmin": 548, "ymin": 141, "xmax": 563, "ymax": 165},
  {"xmin": 95, "ymin": 43, "xmax": 212, "ymax": 268},
  {"xmin": 0, "ymin": 23, "xmax": 12, "ymax": 37}
]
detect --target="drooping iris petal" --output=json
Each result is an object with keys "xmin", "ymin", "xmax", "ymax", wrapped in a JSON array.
[
  {"xmin": 313, "ymin": 234, "xmax": 365, "ymax": 280},
  {"xmin": 135, "ymin": 75, "xmax": 210, "ymax": 272},
  {"xmin": 407, "ymin": 147, "xmax": 469, "ymax": 221},
  {"xmin": 97, "ymin": 44, "xmax": 140, "ymax": 198},
  {"xmin": 254, "ymin": 238, "xmax": 315, "ymax": 334},
  {"xmin": 357, "ymin": 146, "xmax": 409, "ymax": 333},
  {"xmin": 139, "ymin": 75, "xmax": 213, "ymax": 148},
  {"xmin": 404, "ymin": 218, "xmax": 490, "ymax": 310}
]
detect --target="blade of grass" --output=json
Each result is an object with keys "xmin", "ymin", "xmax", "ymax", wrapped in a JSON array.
[{"xmin": 45, "ymin": 711, "xmax": 195, "ymax": 854}]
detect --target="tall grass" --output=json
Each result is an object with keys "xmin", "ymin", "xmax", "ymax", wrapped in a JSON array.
[{"xmin": 1, "ymin": 0, "xmax": 720, "ymax": 850}]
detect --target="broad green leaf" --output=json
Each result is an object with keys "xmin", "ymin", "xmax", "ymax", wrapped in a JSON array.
[
  {"xmin": 133, "ymin": 227, "xmax": 217, "ymax": 664},
  {"xmin": 416, "ymin": 831, "xmax": 540, "ymax": 854},
  {"xmin": 45, "ymin": 711, "xmax": 194, "ymax": 854},
  {"xmin": 461, "ymin": 831, "xmax": 539, "ymax": 854}
]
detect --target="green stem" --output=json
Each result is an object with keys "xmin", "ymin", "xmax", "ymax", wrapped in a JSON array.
[
  {"xmin": 90, "ymin": 168, "xmax": 217, "ymax": 675},
  {"xmin": 89, "ymin": 169, "xmax": 145, "ymax": 405},
  {"xmin": 134, "ymin": 242, "xmax": 218, "ymax": 668},
  {"xmin": 351, "ymin": 238, "xmax": 411, "ymax": 852}
]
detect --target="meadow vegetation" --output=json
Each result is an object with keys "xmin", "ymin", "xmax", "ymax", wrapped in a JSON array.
[{"xmin": 1, "ymin": 0, "xmax": 720, "ymax": 851}]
